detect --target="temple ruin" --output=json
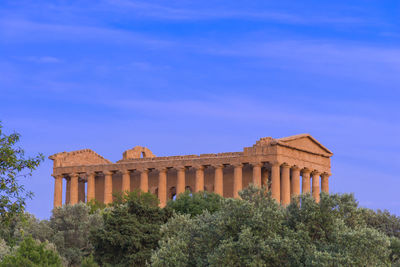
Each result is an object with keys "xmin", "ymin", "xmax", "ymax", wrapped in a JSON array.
[{"xmin": 49, "ymin": 134, "xmax": 333, "ymax": 208}]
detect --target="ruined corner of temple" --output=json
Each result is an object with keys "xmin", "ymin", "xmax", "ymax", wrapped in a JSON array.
[{"xmin": 50, "ymin": 134, "xmax": 333, "ymax": 208}]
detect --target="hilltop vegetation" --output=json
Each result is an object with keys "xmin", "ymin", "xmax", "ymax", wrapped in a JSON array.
[
  {"xmin": 1, "ymin": 123, "xmax": 400, "ymax": 266},
  {"xmin": 0, "ymin": 188, "xmax": 399, "ymax": 266}
]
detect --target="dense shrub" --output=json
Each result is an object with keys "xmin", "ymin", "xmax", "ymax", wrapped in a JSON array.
[
  {"xmin": 50, "ymin": 203, "xmax": 103, "ymax": 266},
  {"xmin": 152, "ymin": 186, "xmax": 393, "ymax": 266},
  {"xmin": 90, "ymin": 191, "xmax": 172, "ymax": 266},
  {"xmin": 0, "ymin": 236, "xmax": 62, "ymax": 267},
  {"xmin": 166, "ymin": 190, "xmax": 223, "ymax": 217},
  {"xmin": 2, "ymin": 187, "xmax": 400, "ymax": 267}
]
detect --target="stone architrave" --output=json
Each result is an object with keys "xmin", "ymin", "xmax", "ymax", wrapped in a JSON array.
[
  {"xmin": 233, "ymin": 164, "xmax": 243, "ymax": 198},
  {"xmin": 53, "ymin": 174, "xmax": 63, "ymax": 208},
  {"xmin": 270, "ymin": 162, "xmax": 281, "ymax": 203}
]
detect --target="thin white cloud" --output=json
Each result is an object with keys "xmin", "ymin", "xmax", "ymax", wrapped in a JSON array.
[
  {"xmin": 106, "ymin": 0, "xmax": 301, "ymax": 22},
  {"xmin": 26, "ymin": 56, "xmax": 61, "ymax": 63},
  {"xmin": 105, "ymin": 96, "xmax": 398, "ymax": 131},
  {"xmin": 198, "ymin": 39, "xmax": 400, "ymax": 85},
  {"xmin": 106, "ymin": 0, "xmax": 366, "ymax": 25},
  {"xmin": 102, "ymin": 95, "xmax": 399, "ymax": 161},
  {"xmin": 0, "ymin": 18, "xmax": 173, "ymax": 47}
]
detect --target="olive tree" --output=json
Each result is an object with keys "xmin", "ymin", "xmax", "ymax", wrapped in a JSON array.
[
  {"xmin": 50, "ymin": 203, "xmax": 103, "ymax": 266},
  {"xmin": 152, "ymin": 186, "xmax": 392, "ymax": 266}
]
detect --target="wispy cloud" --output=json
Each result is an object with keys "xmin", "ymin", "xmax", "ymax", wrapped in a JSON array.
[
  {"xmin": 26, "ymin": 56, "xmax": 61, "ymax": 63},
  {"xmin": 107, "ymin": 0, "xmax": 302, "ymax": 22},
  {"xmin": 106, "ymin": 0, "xmax": 366, "ymax": 25},
  {"xmin": 0, "ymin": 18, "xmax": 173, "ymax": 47},
  {"xmin": 197, "ymin": 39, "xmax": 400, "ymax": 85},
  {"xmin": 103, "ymin": 94, "xmax": 399, "ymax": 158}
]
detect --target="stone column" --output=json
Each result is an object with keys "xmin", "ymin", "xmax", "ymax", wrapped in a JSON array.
[
  {"xmin": 302, "ymin": 168, "xmax": 311, "ymax": 194},
  {"xmin": 87, "ymin": 172, "xmax": 95, "ymax": 202},
  {"xmin": 270, "ymin": 162, "xmax": 280, "ymax": 203},
  {"xmin": 214, "ymin": 164, "xmax": 224, "ymax": 196},
  {"xmin": 233, "ymin": 164, "xmax": 243, "ymax": 198},
  {"xmin": 78, "ymin": 179, "xmax": 85, "ymax": 202},
  {"xmin": 65, "ymin": 178, "xmax": 71, "ymax": 204},
  {"xmin": 321, "ymin": 173, "xmax": 330, "ymax": 194},
  {"xmin": 280, "ymin": 163, "xmax": 290, "ymax": 205},
  {"xmin": 70, "ymin": 173, "xmax": 79, "ymax": 205},
  {"xmin": 290, "ymin": 166, "xmax": 301, "ymax": 198},
  {"xmin": 176, "ymin": 167, "xmax": 186, "ymax": 196},
  {"xmin": 195, "ymin": 166, "xmax": 205, "ymax": 192},
  {"xmin": 122, "ymin": 170, "xmax": 131, "ymax": 193},
  {"xmin": 53, "ymin": 174, "xmax": 63, "ymax": 208},
  {"xmin": 312, "ymin": 171, "xmax": 320, "ymax": 203},
  {"xmin": 158, "ymin": 168, "xmax": 167, "ymax": 207},
  {"xmin": 252, "ymin": 163, "xmax": 262, "ymax": 187},
  {"xmin": 104, "ymin": 171, "xmax": 113, "ymax": 204},
  {"xmin": 140, "ymin": 169, "xmax": 149, "ymax": 193}
]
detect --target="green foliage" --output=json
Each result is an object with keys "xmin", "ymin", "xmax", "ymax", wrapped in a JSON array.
[
  {"xmin": 14, "ymin": 213, "xmax": 54, "ymax": 243},
  {"xmin": 0, "ymin": 122, "xmax": 44, "ymax": 231},
  {"xmin": 80, "ymin": 255, "xmax": 99, "ymax": 267},
  {"xmin": 152, "ymin": 186, "xmax": 392, "ymax": 267},
  {"xmin": 0, "ymin": 239, "xmax": 10, "ymax": 261},
  {"xmin": 86, "ymin": 199, "xmax": 106, "ymax": 214},
  {"xmin": 389, "ymin": 237, "xmax": 400, "ymax": 265},
  {"xmin": 91, "ymin": 190, "xmax": 171, "ymax": 266},
  {"xmin": 0, "ymin": 212, "xmax": 54, "ymax": 255},
  {"xmin": 166, "ymin": 190, "xmax": 223, "ymax": 217},
  {"xmin": 0, "ymin": 236, "xmax": 62, "ymax": 267},
  {"xmin": 359, "ymin": 208, "xmax": 400, "ymax": 265},
  {"xmin": 112, "ymin": 189, "xmax": 160, "ymax": 207},
  {"xmin": 361, "ymin": 208, "xmax": 400, "ymax": 238},
  {"xmin": 0, "ymin": 213, "xmax": 23, "ymax": 246},
  {"xmin": 50, "ymin": 203, "xmax": 103, "ymax": 266}
]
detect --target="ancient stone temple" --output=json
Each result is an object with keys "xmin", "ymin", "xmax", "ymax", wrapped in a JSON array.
[{"xmin": 49, "ymin": 134, "xmax": 333, "ymax": 208}]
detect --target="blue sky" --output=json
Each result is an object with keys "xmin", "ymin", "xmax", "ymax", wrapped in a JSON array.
[{"xmin": 0, "ymin": 0, "xmax": 399, "ymax": 219}]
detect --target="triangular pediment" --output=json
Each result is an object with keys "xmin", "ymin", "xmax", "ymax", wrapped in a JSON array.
[
  {"xmin": 278, "ymin": 134, "xmax": 333, "ymax": 156},
  {"xmin": 49, "ymin": 149, "xmax": 112, "ymax": 167}
]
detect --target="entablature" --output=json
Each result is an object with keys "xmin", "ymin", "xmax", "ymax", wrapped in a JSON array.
[{"xmin": 50, "ymin": 134, "xmax": 332, "ymax": 176}]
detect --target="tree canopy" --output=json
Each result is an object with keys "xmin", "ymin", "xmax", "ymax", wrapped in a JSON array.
[
  {"xmin": 50, "ymin": 203, "xmax": 103, "ymax": 266},
  {"xmin": 152, "ymin": 186, "xmax": 394, "ymax": 266},
  {"xmin": 1, "ymin": 187, "xmax": 400, "ymax": 266},
  {"xmin": 90, "ymin": 191, "xmax": 172, "ymax": 266},
  {"xmin": 0, "ymin": 236, "xmax": 62, "ymax": 267},
  {"xmin": 166, "ymin": 190, "xmax": 223, "ymax": 217},
  {"xmin": 0, "ymin": 122, "xmax": 43, "ymax": 226}
]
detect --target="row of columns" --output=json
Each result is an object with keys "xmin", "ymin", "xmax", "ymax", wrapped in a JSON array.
[
  {"xmin": 53, "ymin": 162, "xmax": 330, "ymax": 208},
  {"xmin": 269, "ymin": 163, "xmax": 330, "ymax": 205}
]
